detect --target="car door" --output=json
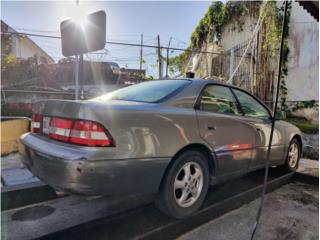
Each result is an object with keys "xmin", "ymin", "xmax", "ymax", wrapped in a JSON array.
[
  {"xmin": 195, "ymin": 84, "xmax": 258, "ymax": 177},
  {"xmin": 231, "ymin": 88, "xmax": 286, "ymax": 168}
]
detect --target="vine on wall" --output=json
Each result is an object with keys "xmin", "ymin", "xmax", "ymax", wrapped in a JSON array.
[
  {"xmin": 169, "ymin": 1, "xmax": 261, "ymax": 75},
  {"xmin": 169, "ymin": 1, "xmax": 291, "ymax": 110},
  {"xmin": 279, "ymin": 2, "xmax": 292, "ymax": 111}
]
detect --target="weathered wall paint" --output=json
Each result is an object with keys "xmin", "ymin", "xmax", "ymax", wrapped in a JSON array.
[
  {"xmin": 189, "ymin": 2, "xmax": 318, "ymax": 102},
  {"xmin": 220, "ymin": 16, "xmax": 256, "ymax": 52},
  {"xmin": 286, "ymin": 1, "xmax": 319, "ymax": 101}
]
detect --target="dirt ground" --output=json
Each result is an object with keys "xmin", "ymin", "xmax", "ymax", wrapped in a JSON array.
[{"xmin": 178, "ymin": 182, "xmax": 318, "ymax": 240}]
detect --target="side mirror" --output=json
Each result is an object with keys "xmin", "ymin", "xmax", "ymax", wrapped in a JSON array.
[{"xmin": 275, "ymin": 111, "xmax": 286, "ymax": 120}]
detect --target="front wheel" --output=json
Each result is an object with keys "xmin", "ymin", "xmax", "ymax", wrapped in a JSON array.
[
  {"xmin": 155, "ymin": 150, "xmax": 210, "ymax": 219},
  {"xmin": 284, "ymin": 138, "xmax": 301, "ymax": 171}
]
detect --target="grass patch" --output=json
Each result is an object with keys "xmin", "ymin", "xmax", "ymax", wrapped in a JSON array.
[{"xmin": 285, "ymin": 116, "xmax": 319, "ymax": 134}]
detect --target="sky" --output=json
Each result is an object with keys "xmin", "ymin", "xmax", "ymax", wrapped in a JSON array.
[{"xmin": 2, "ymin": 1, "xmax": 212, "ymax": 75}]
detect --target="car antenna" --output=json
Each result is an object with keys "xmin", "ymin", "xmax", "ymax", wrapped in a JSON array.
[{"xmin": 186, "ymin": 72, "xmax": 195, "ymax": 78}]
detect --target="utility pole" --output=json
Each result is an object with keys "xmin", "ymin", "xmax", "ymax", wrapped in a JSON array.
[
  {"xmin": 166, "ymin": 37, "xmax": 172, "ymax": 79},
  {"xmin": 140, "ymin": 34, "xmax": 143, "ymax": 70},
  {"xmin": 157, "ymin": 35, "xmax": 162, "ymax": 79}
]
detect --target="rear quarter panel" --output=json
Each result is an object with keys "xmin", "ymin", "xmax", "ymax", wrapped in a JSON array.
[
  {"xmin": 32, "ymin": 82, "xmax": 209, "ymax": 161},
  {"xmin": 94, "ymin": 105, "xmax": 208, "ymax": 159}
]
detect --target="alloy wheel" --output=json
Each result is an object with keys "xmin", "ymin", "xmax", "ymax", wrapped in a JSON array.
[
  {"xmin": 173, "ymin": 161, "xmax": 204, "ymax": 208},
  {"xmin": 288, "ymin": 142, "xmax": 299, "ymax": 168}
]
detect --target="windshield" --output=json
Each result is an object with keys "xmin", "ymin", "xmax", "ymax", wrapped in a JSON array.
[{"xmin": 91, "ymin": 80, "xmax": 191, "ymax": 103}]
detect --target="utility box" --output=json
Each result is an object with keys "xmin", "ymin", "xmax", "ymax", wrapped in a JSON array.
[{"xmin": 1, "ymin": 118, "xmax": 30, "ymax": 156}]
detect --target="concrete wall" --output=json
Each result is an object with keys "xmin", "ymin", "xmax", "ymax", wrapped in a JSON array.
[
  {"xmin": 286, "ymin": 1, "xmax": 319, "ymax": 101},
  {"xmin": 220, "ymin": 16, "xmax": 256, "ymax": 51},
  {"xmin": 212, "ymin": 3, "xmax": 319, "ymax": 102}
]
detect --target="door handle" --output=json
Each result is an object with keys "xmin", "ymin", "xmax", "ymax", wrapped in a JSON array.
[
  {"xmin": 207, "ymin": 126, "xmax": 216, "ymax": 130},
  {"xmin": 248, "ymin": 122, "xmax": 261, "ymax": 131}
]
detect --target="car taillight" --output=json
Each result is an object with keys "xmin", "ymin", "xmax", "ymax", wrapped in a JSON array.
[
  {"xmin": 46, "ymin": 117, "xmax": 113, "ymax": 147},
  {"xmin": 32, "ymin": 114, "xmax": 43, "ymax": 133},
  {"xmin": 48, "ymin": 117, "xmax": 73, "ymax": 142},
  {"xmin": 69, "ymin": 120, "xmax": 112, "ymax": 146}
]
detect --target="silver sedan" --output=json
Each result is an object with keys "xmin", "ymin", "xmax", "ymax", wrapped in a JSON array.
[{"xmin": 19, "ymin": 79, "xmax": 302, "ymax": 218}]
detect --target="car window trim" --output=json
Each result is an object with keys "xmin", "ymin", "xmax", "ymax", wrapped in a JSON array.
[
  {"xmin": 229, "ymin": 87, "xmax": 245, "ymax": 116},
  {"xmin": 194, "ymin": 83, "xmax": 243, "ymax": 116},
  {"xmin": 230, "ymin": 86, "xmax": 272, "ymax": 120}
]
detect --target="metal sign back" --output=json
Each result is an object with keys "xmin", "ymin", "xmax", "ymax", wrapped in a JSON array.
[{"xmin": 60, "ymin": 10, "xmax": 106, "ymax": 57}]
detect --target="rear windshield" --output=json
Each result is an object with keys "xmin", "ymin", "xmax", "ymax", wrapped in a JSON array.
[{"xmin": 91, "ymin": 80, "xmax": 191, "ymax": 103}]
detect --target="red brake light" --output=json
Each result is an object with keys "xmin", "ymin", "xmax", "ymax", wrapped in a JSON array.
[
  {"xmin": 32, "ymin": 114, "xmax": 43, "ymax": 133},
  {"xmin": 31, "ymin": 114, "xmax": 114, "ymax": 147},
  {"xmin": 69, "ymin": 120, "xmax": 111, "ymax": 146},
  {"xmin": 48, "ymin": 118, "xmax": 73, "ymax": 142}
]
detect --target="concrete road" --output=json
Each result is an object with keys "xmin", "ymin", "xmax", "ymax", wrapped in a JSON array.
[{"xmin": 178, "ymin": 159, "xmax": 319, "ymax": 240}]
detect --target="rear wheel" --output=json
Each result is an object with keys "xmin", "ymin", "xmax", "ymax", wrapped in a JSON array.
[
  {"xmin": 284, "ymin": 138, "xmax": 301, "ymax": 171},
  {"xmin": 155, "ymin": 150, "xmax": 210, "ymax": 219}
]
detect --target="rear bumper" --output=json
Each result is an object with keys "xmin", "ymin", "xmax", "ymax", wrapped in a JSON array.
[{"xmin": 19, "ymin": 133, "xmax": 170, "ymax": 195}]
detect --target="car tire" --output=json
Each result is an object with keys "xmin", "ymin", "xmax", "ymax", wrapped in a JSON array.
[
  {"xmin": 155, "ymin": 150, "xmax": 210, "ymax": 219},
  {"xmin": 284, "ymin": 138, "xmax": 301, "ymax": 171}
]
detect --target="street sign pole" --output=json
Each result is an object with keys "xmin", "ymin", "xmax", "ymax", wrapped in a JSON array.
[
  {"xmin": 75, "ymin": 55, "xmax": 79, "ymax": 100},
  {"xmin": 79, "ymin": 53, "xmax": 84, "ymax": 99}
]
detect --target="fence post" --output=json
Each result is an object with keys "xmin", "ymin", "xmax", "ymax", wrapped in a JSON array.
[
  {"xmin": 229, "ymin": 48, "xmax": 234, "ymax": 85},
  {"xmin": 140, "ymin": 34, "xmax": 143, "ymax": 70},
  {"xmin": 157, "ymin": 35, "xmax": 163, "ymax": 79}
]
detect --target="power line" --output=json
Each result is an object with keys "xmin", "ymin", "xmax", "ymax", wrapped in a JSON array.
[{"xmin": 1, "ymin": 31, "xmax": 222, "ymax": 56}]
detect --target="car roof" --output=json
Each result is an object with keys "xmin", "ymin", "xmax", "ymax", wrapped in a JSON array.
[
  {"xmin": 166, "ymin": 78, "xmax": 273, "ymax": 112},
  {"xmin": 160, "ymin": 78, "xmax": 231, "ymax": 86}
]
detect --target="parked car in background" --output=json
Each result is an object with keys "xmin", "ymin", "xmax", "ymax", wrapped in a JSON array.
[{"xmin": 19, "ymin": 79, "xmax": 302, "ymax": 218}]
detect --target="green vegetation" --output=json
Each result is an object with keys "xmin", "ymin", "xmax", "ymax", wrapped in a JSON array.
[
  {"xmin": 169, "ymin": 0, "xmax": 291, "ymax": 107},
  {"xmin": 291, "ymin": 100, "xmax": 318, "ymax": 112},
  {"xmin": 190, "ymin": 1, "xmax": 225, "ymax": 48},
  {"xmin": 169, "ymin": 1, "xmax": 261, "ymax": 75},
  {"xmin": 277, "ymin": 2, "xmax": 292, "ymax": 111},
  {"xmin": 286, "ymin": 116, "xmax": 319, "ymax": 134}
]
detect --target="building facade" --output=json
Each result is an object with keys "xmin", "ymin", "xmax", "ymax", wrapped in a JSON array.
[{"xmin": 1, "ymin": 20, "xmax": 54, "ymax": 64}]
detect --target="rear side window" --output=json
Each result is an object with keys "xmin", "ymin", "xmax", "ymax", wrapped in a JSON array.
[
  {"xmin": 91, "ymin": 80, "xmax": 190, "ymax": 103},
  {"xmin": 232, "ymin": 89, "xmax": 270, "ymax": 119},
  {"xmin": 200, "ymin": 85, "xmax": 240, "ymax": 115}
]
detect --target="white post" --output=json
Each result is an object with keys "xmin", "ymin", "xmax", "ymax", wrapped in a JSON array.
[
  {"xmin": 229, "ymin": 48, "xmax": 234, "ymax": 85},
  {"xmin": 75, "ymin": 55, "xmax": 79, "ymax": 100}
]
